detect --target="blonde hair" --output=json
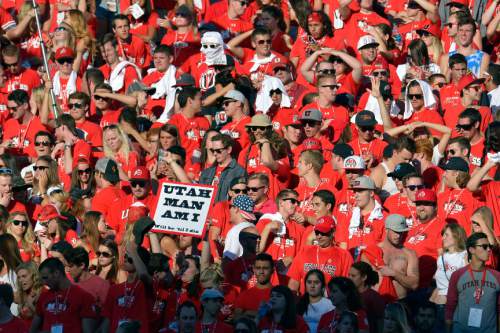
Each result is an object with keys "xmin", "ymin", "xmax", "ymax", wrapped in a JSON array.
[
  {"xmin": 300, "ymin": 150, "xmax": 324, "ymax": 174},
  {"xmin": 456, "ymin": 170, "xmax": 471, "ymax": 189},
  {"xmin": 65, "ymin": 9, "xmax": 96, "ymax": 57},
  {"xmin": 441, "ymin": 223, "xmax": 466, "ymax": 251},
  {"xmin": 15, "ymin": 262, "xmax": 42, "ymax": 311},
  {"xmin": 52, "ymin": 22, "xmax": 76, "ymax": 51},
  {"xmin": 426, "ymin": 35, "xmax": 443, "ymax": 65},
  {"xmin": 103, "ymin": 125, "xmax": 131, "ymax": 161},
  {"xmin": 50, "ymin": 191, "xmax": 85, "ymax": 220},
  {"xmin": 6, "ymin": 211, "xmax": 35, "ymax": 256},
  {"xmin": 17, "ymin": 3, "xmax": 36, "ymax": 33},
  {"xmin": 200, "ymin": 263, "xmax": 224, "ymax": 287},
  {"xmin": 473, "ymin": 206, "xmax": 494, "ymax": 229}
]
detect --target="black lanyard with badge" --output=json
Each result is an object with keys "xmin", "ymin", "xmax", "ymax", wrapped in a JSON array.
[
  {"xmin": 51, "ymin": 286, "xmax": 71, "ymax": 333},
  {"xmin": 467, "ymin": 267, "xmax": 487, "ymax": 328}
]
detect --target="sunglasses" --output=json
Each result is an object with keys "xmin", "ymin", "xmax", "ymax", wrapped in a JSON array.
[
  {"xmin": 406, "ymin": 184, "xmax": 424, "ymax": 191},
  {"xmin": 78, "ymin": 168, "xmax": 92, "ymax": 175},
  {"xmin": 314, "ymin": 230, "xmax": 331, "ymax": 236},
  {"xmin": 317, "ymin": 69, "xmax": 335, "ymax": 75},
  {"xmin": 94, "ymin": 95, "xmax": 110, "ymax": 102},
  {"xmin": 359, "ymin": 126, "xmax": 374, "ymax": 132},
  {"xmin": 234, "ymin": 329, "xmax": 250, "ymax": 333},
  {"xmin": 321, "ymin": 84, "xmax": 339, "ymax": 90},
  {"xmin": 55, "ymin": 26, "xmax": 68, "ymax": 32},
  {"xmin": 282, "ymin": 197, "xmax": 300, "ymax": 205},
  {"xmin": 202, "ymin": 44, "xmax": 218, "ymax": 49},
  {"xmin": 96, "ymin": 251, "xmax": 113, "ymax": 258},
  {"xmin": 435, "ymin": 82, "xmax": 446, "ymax": 88},
  {"xmin": 345, "ymin": 169, "xmax": 364, "ymax": 175},
  {"xmin": 237, "ymin": 0, "xmax": 249, "ymax": 5},
  {"xmin": 57, "ymin": 57, "xmax": 74, "ymax": 65},
  {"xmin": 248, "ymin": 126, "xmax": 268, "ymax": 132},
  {"xmin": 446, "ymin": 149, "xmax": 456, "ymax": 155},
  {"xmin": 223, "ymin": 100, "xmax": 236, "ymax": 107},
  {"xmin": 0, "ymin": 167, "xmax": 12, "ymax": 174},
  {"xmin": 209, "ymin": 147, "xmax": 227, "ymax": 154},
  {"xmin": 33, "ymin": 166, "xmax": 49, "ymax": 171},
  {"xmin": 7, "ymin": 105, "xmax": 20, "ymax": 111},
  {"xmin": 68, "ymin": 102, "xmax": 84, "ymax": 110},
  {"xmin": 372, "ymin": 71, "xmax": 387, "ymax": 77},
  {"xmin": 269, "ymin": 89, "xmax": 282, "ymax": 96},
  {"xmin": 231, "ymin": 188, "xmax": 247, "ymax": 194},
  {"xmin": 130, "ymin": 180, "xmax": 147, "ymax": 188},
  {"xmin": 35, "ymin": 141, "xmax": 51, "ymax": 147},
  {"xmin": 408, "ymin": 93, "xmax": 424, "ymax": 100},
  {"xmin": 257, "ymin": 39, "xmax": 272, "ymax": 45},
  {"xmin": 248, "ymin": 186, "xmax": 265, "ymax": 192},
  {"xmin": 456, "ymin": 123, "xmax": 474, "ymax": 131},
  {"xmin": 3, "ymin": 61, "xmax": 18, "ymax": 68},
  {"xmin": 175, "ymin": 12, "xmax": 189, "ymax": 17},
  {"xmin": 475, "ymin": 244, "xmax": 491, "ymax": 250},
  {"xmin": 302, "ymin": 120, "xmax": 320, "ymax": 127},
  {"xmin": 419, "ymin": 31, "xmax": 431, "ymax": 37},
  {"xmin": 12, "ymin": 219, "xmax": 28, "ymax": 227}
]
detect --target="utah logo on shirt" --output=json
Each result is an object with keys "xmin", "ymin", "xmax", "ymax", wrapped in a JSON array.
[{"xmin": 444, "ymin": 202, "xmax": 465, "ymax": 214}]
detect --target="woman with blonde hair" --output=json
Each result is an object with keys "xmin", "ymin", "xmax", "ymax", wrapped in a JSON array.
[
  {"xmin": 430, "ymin": 223, "xmax": 467, "ymax": 330},
  {"xmin": 6, "ymin": 212, "xmax": 40, "ymax": 263},
  {"xmin": 48, "ymin": 188, "xmax": 85, "ymax": 221},
  {"xmin": 103, "ymin": 124, "xmax": 140, "ymax": 182},
  {"xmin": 417, "ymin": 27, "xmax": 443, "ymax": 67},
  {"xmin": 81, "ymin": 211, "xmax": 104, "ymax": 266},
  {"xmin": 15, "ymin": 262, "xmax": 42, "ymax": 326},
  {"xmin": 470, "ymin": 206, "xmax": 500, "ymax": 268},
  {"xmin": 383, "ymin": 302, "xmax": 411, "ymax": 333},
  {"xmin": 30, "ymin": 156, "xmax": 61, "ymax": 204},
  {"xmin": 63, "ymin": 9, "xmax": 95, "ymax": 75}
]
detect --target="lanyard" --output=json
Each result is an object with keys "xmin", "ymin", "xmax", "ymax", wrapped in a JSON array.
[
  {"xmin": 18, "ymin": 117, "xmax": 33, "ymax": 149},
  {"xmin": 300, "ymin": 182, "xmax": 322, "ymax": 213},
  {"xmin": 468, "ymin": 266, "xmax": 487, "ymax": 304},
  {"xmin": 53, "ymin": 285, "xmax": 71, "ymax": 315},
  {"xmin": 444, "ymin": 189, "xmax": 465, "ymax": 217}
]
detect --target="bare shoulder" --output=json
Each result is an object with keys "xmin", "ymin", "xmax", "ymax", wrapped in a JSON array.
[{"xmin": 402, "ymin": 247, "xmax": 418, "ymax": 258}]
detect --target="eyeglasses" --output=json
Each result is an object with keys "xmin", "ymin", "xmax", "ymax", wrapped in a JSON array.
[
  {"xmin": 248, "ymin": 186, "xmax": 265, "ymax": 192},
  {"xmin": 269, "ymin": 89, "xmax": 282, "ymax": 96},
  {"xmin": 231, "ymin": 188, "xmax": 247, "ymax": 194},
  {"xmin": 0, "ymin": 167, "xmax": 12, "ymax": 175},
  {"xmin": 359, "ymin": 126, "xmax": 374, "ymax": 132},
  {"xmin": 94, "ymin": 95, "xmax": 110, "ymax": 102},
  {"xmin": 12, "ymin": 220, "xmax": 28, "ymax": 227},
  {"xmin": 96, "ymin": 251, "xmax": 113, "ymax": 258},
  {"xmin": 78, "ymin": 168, "xmax": 92, "ymax": 175},
  {"xmin": 130, "ymin": 180, "xmax": 147, "ymax": 188},
  {"xmin": 68, "ymin": 102, "xmax": 84, "ymax": 110},
  {"xmin": 56, "ymin": 57, "xmax": 74, "ymax": 65},
  {"xmin": 282, "ymin": 197, "xmax": 300, "ymax": 205},
  {"xmin": 456, "ymin": 123, "xmax": 474, "ymax": 131},
  {"xmin": 406, "ymin": 184, "xmax": 424, "ymax": 191},
  {"xmin": 257, "ymin": 39, "xmax": 272, "ymax": 45},
  {"xmin": 446, "ymin": 149, "xmax": 456, "ymax": 155},
  {"xmin": 408, "ymin": 93, "xmax": 424, "ymax": 100},
  {"xmin": 3, "ymin": 61, "xmax": 18, "ymax": 68},
  {"xmin": 321, "ymin": 84, "xmax": 339, "ymax": 90},
  {"xmin": 35, "ymin": 141, "xmax": 51, "ymax": 147},
  {"xmin": 34, "ymin": 166, "xmax": 49, "ymax": 171},
  {"xmin": 302, "ymin": 120, "xmax": 320, "ymax": 127},
  {"xmin": 209, "ymin": 147, "xmax": 227, "ymax": 154},
  {"xmin": 475, "ymin": 244, "xmax": 491, "ymax": 250},
  {"xmin": 317, "ymin": 69, "xmax": 335, "ymax": 75},
  {"xmin": 248, "ymin": 126, "xmax": 268, "ymax": 132},
  {"xmin": 372, "ymin": 71, "xmax": 387, "ymax": 77},
  {"xmin": 202, "ymin": 44, "xmax": 218, "ymax": 49}
]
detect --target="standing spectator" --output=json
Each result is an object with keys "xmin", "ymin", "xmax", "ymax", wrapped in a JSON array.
[
  {"xmin": 30, "ymin": 257, "xmax": 97, "ymax": 333},
  {"xmin": 198, "ymin": 289, "xmax": 234, "ymax": 332},
  {"xmin": 15, "ymin": 262, "xmax": 42, "ymax": 327},
  {"xmin": 446, "ymin": 232, "xmax": 500, "ymax": 333}
]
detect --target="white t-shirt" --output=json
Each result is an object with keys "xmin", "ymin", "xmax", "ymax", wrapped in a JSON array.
[
  {"xmin": 435, "ymin": 250, "xmax": 467, "ymax": 295},
  {"xmin": 223, "ymin": 221, "xmax": 255, "ymax": 260},
  {"xmin": 303, "ymin": 297, "xmax": 335, "ymax": 333}
]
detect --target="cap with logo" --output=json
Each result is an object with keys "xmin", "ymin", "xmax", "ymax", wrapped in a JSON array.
[
  {"xmin": 232, "ymin": 194, "xmax": 256, "ymax": 221},
  {"xmin": 282, "ymin": 111, "xmax": 301, "ymax": 127},
  {"xmin": 302, "ymin": 138, "xmax": 323, "ymax": 152},
  {"xmin": 355, "ymin": 110, "xmax": 377, "ymax": 127},
  {"xmin": 440, "ymin": 157, "xmax": 469, "ymax": 173},
  {"xmin": 385, "ymin": 214, "xmax": 409, "ymax": 232},
  {"xmin": 38, "ymin": 204, "xmax": 63, "ymax": 223},
  {"xmin": 314, "ymin": 216, "xmax": 336, "ymax": 233},
  {"xmin": 343, "ymin": 155, "xmax": 366, "ymax": 170},
  {"xmin": 223, "ymin": 90, "xmax": 247, "ymax": 103},
  {"xmin": 55, "ymin": 47, "xmax": 75, "ymax": 60},
  {"xmin": 174, "ymin": 73, "xmax": 196, "ymax": 87},
  {"xmin": 415, "ymin": 23, "xmax": 441, "ymax": 38},
  {"xmin": 130, "ymin": 166, "xmax": 151, "ymax": 181},
  {"xmin": 95, "ymin": 157, "xmax": 120, "ymax": 184},
  {"xmin": 357, "ymin": 35, "xmax": 379, "ymax": 50},
  {"xmin": 300, "ymin": 108, "xmax": 323, "ymax": 122},
  {"xmin": 350, "ymin": 175, "xmax": 375, "ymax": 190},
  {"xmin": 387, "ymin": 163, "xmax": 417, "ymax": 180},
  {"xmin": 415, "ymin": 188, "xmax": 437, "ymax": 203},
  {"xmin": 457, "ymin": 74, "xmax": 485, "ymax": 92}
]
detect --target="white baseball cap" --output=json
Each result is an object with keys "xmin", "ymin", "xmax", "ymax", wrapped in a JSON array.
[{"xmin": 357, "ymin": 35, "xmax": 379, "ymax": 50}]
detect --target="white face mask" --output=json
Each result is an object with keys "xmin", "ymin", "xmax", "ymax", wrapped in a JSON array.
[{"xmin": 201, "ymin": 32, "xmax": 227, "ymax": 66}]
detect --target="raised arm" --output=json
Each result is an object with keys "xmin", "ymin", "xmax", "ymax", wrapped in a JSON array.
[
  {"xmin": 227, "ymin": 29, "xmax": 254, "ymax": 60},
  {"xmin": 467, "ymin": 159, "xmax": 497, "ymax": 191}
]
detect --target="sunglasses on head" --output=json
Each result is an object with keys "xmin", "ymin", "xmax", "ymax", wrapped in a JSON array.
[
  {"xmin": 257, "ymin": 39, "xmax": 272, "ymax": 45},
  {"xmin": 202, "ymin": 44, "xmax": 218, "ymax": 49},
  {"xmin": 475, "ymin": 244, "xmax": 491, "ymax": 250},
  {"xmin": 231, "ymin": 188, "xmax": 247, "ymax": 194},
  {"xmin": 130, "ymin": 180, "xmax": 147, "ymax": 188},
  {"xmin": 210, "ymin": 147, "xmax": 227, "ymax": 154},
  {"xmin": 35, "ymin": 141, "xmax": 51, "ymax": 147},
  {"xmin": 96, "ymin": 251, "xmax": 113, "ymax": 258},
  {"xmin": 78, "ymin": 168, "xmax": 92, "ymax": 175},
  {"xmin": 321, "ymin": 84, "xmax": 339, "ymax": 90},
  {"xmin": 456, "ymin": 123, "xmax": 474, "ymax": 131},
  {"xmin": 408, "ymin": 93, "xmax": 424, "ymax": 100},
  {"xmin": 68, "ymin": 102, "xmax": 84, "ymax": 110},
  {"xmin": 94, "ymin": 95, "xmax": 110, "ymax": 102},
  {"xmin": 33, "ymin": 165, "xmax": 49, "ymax": 171},
  {"xmin": 103, "ymin": 124, "xmax": 118, "ymax": 131},
  {"xmin": 406, "ymin": 184, "xmax": 424, "ymax": 191},
  {"xmin": 282, "ymin": 197, "xmax": 300, "ymax": 205},
  {"xmin": 0, "ymin": 167, "xmax": 12, "ymax": 175},
  {"xmin": 57, "ymin": 57, "xmax": 74, "ymax": 65},
  {"xmin": 12, "ymin": 219, "xmax": 28, "ymax": 227},
  {"xmin": 248, "ymin": 186, "xmax": 265, "ymax": 192},
  {"xmin": 55, "ymin": 26, "xmax": 68, "ymax": 32}
]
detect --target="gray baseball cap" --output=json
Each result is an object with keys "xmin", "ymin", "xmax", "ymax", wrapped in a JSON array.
[
  {"xmin": 349, "ymin": 176, "xmax": 376, "ymax": 190},
  {"xmin": 95, "ymin": 157, "xmax": 120, "ymax": 184},
  {"xmin": 385, "ymin": 214, "xmax": 409, "ymax": 232},
  {"xmin": 300, "ymin": 108, "xmax": 323, "ymax": 122},
  {"xmin": 223, "ymin": 90, "xmax": 247, "ymax": 103}
]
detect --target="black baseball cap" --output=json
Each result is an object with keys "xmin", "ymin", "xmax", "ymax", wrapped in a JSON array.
[
  {"xmin": 355, "ymin": 110, "xmax": 377, "ymax": 127},
  {"xmin": 332, "ymin": 143, "xmax": 355, "ymax": 159},
  {"xmin": 440, "ymin": 157, "xmax": 469, "ymax": 173},
  {"xmin": 380, "ymin": 80, "xmax": 392, "ymax": 100},
  {"xmin": 387, "ymin": 163, "xmax": 417, "ymax": 180}
]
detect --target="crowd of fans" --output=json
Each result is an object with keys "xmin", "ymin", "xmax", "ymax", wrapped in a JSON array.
[{"xmin": 0, "ymin": 0, "xmax": 498, "ymax": 331}]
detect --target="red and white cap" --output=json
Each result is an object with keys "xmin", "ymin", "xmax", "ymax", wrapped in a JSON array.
[
  {"xmin": 55, "ymin": 46, "xmax": 75, "ymax": 60},
  {"xmin": 130, "ymin": 166, "xmax": 150, "ymax": 180},
  {"xmin": 314, "ymin": 216, "xmax": 336, "ymax": 233}
]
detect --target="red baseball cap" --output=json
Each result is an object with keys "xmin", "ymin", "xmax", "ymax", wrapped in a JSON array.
[
  {"xmin": 38, "ymin": 204, "xmax": 62, "ymax": 222},
  {"xmin": 415, "ymin": 23, "xmax": 441, "ymax": 38},
  {"xmin": 314, "ymin": 216, "xmax": 336, "ymax": 233},
  {"xmin": 457, "ymin": 74, "xmax": 485, "ymax": 92},
  {"xmin": 415, "ymin": 189, "xmax": 437, "ymax": 203},
  {"xmin": 445, "ymin": 0, "xmax": 468, "ymax": 6},
  {"xmin": 302, "ymin": 138, "xmax": 322, "ymax": 151},
  {"xmin": 55, "ymin": 46, "xmax": 75, "ymax": 60},
  {"xmin": 130, "ymin": 166, "xmax": 150, "ymax": 180},
  {"xmin": 282, "ymin": 111, "xmax": 301, "ymax": 127},
  {"xmin": 308, "ymin": 12, "xmax": 323, "ymax": 24},
  {"xmin": 272, "ymin": 61, "xmax": 289, "ymax": 72}
]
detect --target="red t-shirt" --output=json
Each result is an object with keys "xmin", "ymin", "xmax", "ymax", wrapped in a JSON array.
[
  {"xmin": 481, "ymin": 180, "xmax": 500, "ymax": 236},
  {"xmin": 99, "ymin": 110, "xmax": 122, "ymax": 128},
  {"xmin": 3, "ymin": 116, "xmax": 47, "ymax": 158},
  {"xmin": 141, "ymin": 70, "xmax": 169, "ymax": 118},
  {"xmin": 383, "ymin": 193, "xmax": 418, "ymax": 229},
  {"xmin": 258, "ymin": 315, "xmax": 309, "ymax": 333},
  {"xmin": 208, "ymin": 15, "xmax": 253, "ymax": 41},
  {"xmin": 437, "ymin": 188, "xmax": 480, "ymax": 235},
  {"xmin": 220, "ymin": 116, "xmax": 251, "ymax": 156},
  {"xmin": 168, "ymin": 113, "xmax": 210, "ymax": 159},
  {"xmin": 301, "ymin": 102, "xmax": 349, "ymax": 143},
  {"xmin": 348, "ymin": 137, "xmax": 388, "ymax": 164},
  {"xmin": 403, "ymin": 107, "xmax": 444, "ymax": 138},
  {"xmin": 336, "ymin": 211, "xmax": 386, "ymax": 252},
  {"xmin": 294, "ymin": 179, "xmax": 334, "ymax": 218},
  {"xmin": 234, "ymin": 286, "xmax": 272, "ymax": 312},
  {"xmin": 76, "ymin": 120, "xmax": 103, "ymax": 149},
  {"xmin": 2, "ymin": 68, "xmax": 41, "ymax": 96},
  {"xmin": 256, "ymin": 217, "xmax": 305, "ymax": 263},
  {"xmin": 35, "ymin": 285, "xmax": 97, "ymax": 333},
  {"xmin": 91, "ymin": 186, "xmax": 126, "ymax": 230},
  {"xmin": 237, "ymin": 49, "xmax": 288, "ymax": 76},
  {"xmin": 0, "ymin": 316, "xmax": 29, "ymax": 333},
  {"xmin": 469, "ymin": 137, "xmax": 485, "ymax": 172},
  {"xmin": 161, "ymin": 29, "xmax": 200, "ymax": 67},
  {"xmin": 99, "ymin": 63, "xmax": 140, "ymax": 94},
  {"xmin": 55, "ymin": 74, "xmax": 83, "ymax": 113},
  {"xmin": 117, "ymin": 35, "xmax": 150, "ymax": 69},
  {"xmin": 287, "ymin": 245, "xmax": 353, "ymax": 294},
  {"xmin": 444, "ymin": 104, "xmax": 493, "ymax": 134},
  {"xmin": 440, "ymin": 83, "xmax": 461, "ymax": 112}
]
